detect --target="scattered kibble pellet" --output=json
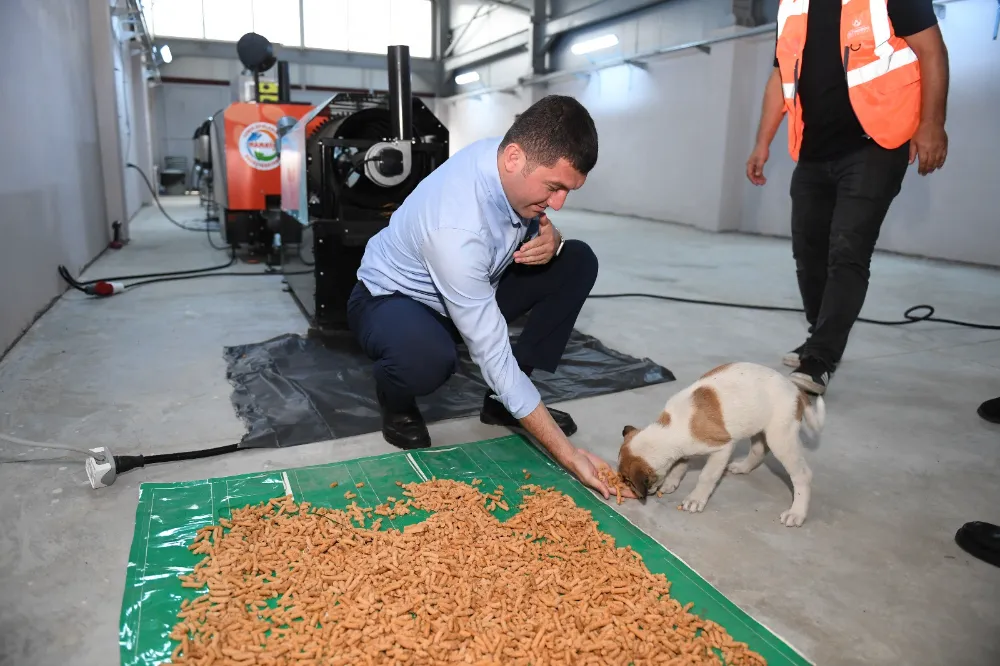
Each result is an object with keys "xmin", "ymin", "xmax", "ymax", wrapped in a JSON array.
[
  {"xmin": 169, "ymin": 479, "xmax": 767, "ymax": 666},
  {"xmin": 598, "ymin": 467, "xmax": 628, "ymax": 505},
  {"xmin": 329, "ymin": 482, "xmax": 339, "ymax": 488},
  {"xmin": 355, "ymin": 481, "xmax": 365, "ymax": 488},
  {"xmin": 344, "ymin": 490, "xmax": 356, "ymax": 500}
]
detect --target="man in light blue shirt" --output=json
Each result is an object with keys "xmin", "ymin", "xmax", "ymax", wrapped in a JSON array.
[{"xmin": 347, "ymin": 95, "xmax": 629, "ymax": 501}]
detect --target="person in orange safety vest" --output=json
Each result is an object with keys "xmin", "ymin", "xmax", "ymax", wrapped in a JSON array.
[{"xmin": 746, "ymin": 0, "xmax": 949, "ymax": 396}]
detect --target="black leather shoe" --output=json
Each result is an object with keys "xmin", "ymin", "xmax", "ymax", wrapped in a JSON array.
[
  {"xmin": 978, "ymin": 397, "xmax": 1000, "ymax": 424},
  {"xmin": 479, "ymin": 393, "xmax": 578, "ymax": 437},
  {"xmin": 377, "ymin": 391, "xmax": 431, "ymax": 450},
  {"xmin": 955, "ymin": 521, "xmax": 1000, "ymax": 567}
]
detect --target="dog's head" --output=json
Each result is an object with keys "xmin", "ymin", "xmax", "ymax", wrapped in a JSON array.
[
  {"xmin": 617, "ymin": 410, "xmax": 678, "ymax": 499},
  {"xmin": 617, "ymin": 424, "xmax": 659, "ymax": 500}
]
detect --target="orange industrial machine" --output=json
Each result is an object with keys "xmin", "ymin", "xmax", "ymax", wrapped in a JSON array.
[{"xmin": 209, "ymin": 33, "xmax": 324, "ymax": 260}]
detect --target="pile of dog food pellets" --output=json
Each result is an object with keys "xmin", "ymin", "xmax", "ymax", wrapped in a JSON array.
[{"xmin": 167, "ymin": 479, "xmax": 766, "ymax": 665}]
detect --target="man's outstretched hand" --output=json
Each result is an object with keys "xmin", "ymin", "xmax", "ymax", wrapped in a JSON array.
[{"xmin": 566, "ymin": 447, "xmax": 637, "ymax": 501}]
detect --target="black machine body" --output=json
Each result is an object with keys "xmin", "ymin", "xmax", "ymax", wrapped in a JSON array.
[{"xmin": 282, "ymin": 45, "xmax": 450, "ymax": 334}]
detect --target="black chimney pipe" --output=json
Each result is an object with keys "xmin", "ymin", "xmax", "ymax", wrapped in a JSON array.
[
  {"xmin": 387, "ymin": 45, "xmax": 412, "ymax": 140},
  {"xmin": 277, "ymin": 61, "xmax": 290, "ymax": 103}
]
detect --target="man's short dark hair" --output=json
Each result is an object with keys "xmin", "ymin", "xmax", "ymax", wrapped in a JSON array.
[{"xmin": 499, "ymin": 95, "xmax": 598, "ymax": 175}]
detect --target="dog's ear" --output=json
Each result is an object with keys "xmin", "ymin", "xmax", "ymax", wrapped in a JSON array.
[
  {"xmin": 622, "ymin": 425, "xmax": 638, "ymax": 438},
  {"xmin": 631, "ymin": 468, "xmax": 651, "ymax": 500},
  {"xmin": 619, "ymin": 449, "xmax": 651, "ymax": 500}
]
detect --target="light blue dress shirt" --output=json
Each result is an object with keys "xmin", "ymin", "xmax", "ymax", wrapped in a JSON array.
[{"xmin": 356, "ymin": 137, "xmax": 542, "ymax": 419}]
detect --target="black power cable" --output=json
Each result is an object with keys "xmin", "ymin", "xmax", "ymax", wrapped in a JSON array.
[
  {"xmin": 60, "ymin": 159, "xmax": 322, "ymax": 293},
  {"xmin": 586, "ymin": 293, "xmax": 1000, "ymax": 330},
  {"xmin": 126, "ymin": 162, "xmax": 217, "ymax": 232},
  {"xmin": 113, "ymin": 443, "xmax": 241, "ymax": 475},
  {"xmin": 121, "ymin": 267, "xmax": 311, "ymax": 290},
  {"xmin": 59, "ymin": 254, "xmax": 237, "ymax": 288}
]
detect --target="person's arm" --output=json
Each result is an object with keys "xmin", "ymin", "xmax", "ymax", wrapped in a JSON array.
[
  {"xmin": 904, "ymin": 24, "xmax": 949, "ymax": 174},
  {"xmin": 746, "ymin": 67, "xmax": 785, "ymax": 186},
  {"xmin": 755, "ymin": 68, "xmax": 786, "ymax": 150},
  {"xmin": 888, "ymin": 0, "xmax": 949, "ymax": 175},
  {"xmin": 421, "ymin": 227, "xmax": 621, "ymax": 499}
]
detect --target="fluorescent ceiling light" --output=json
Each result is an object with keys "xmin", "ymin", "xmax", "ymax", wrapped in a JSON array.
[
  {"xmin": 160, "ymin": 44, "xmax": 172, "ymax": 64},
  {"xmin": 570, "ymin": 33, "xmax": 619, "ymax": 56},
  {"xmin": 455, "ymin": 71, "xmax": 480, "ymax": 85}
]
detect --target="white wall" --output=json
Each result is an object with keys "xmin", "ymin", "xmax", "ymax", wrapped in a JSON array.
[
  {"xmin": 0, "ymin": 0, "xmax": 119, "ymax": 354},
  {"xmin": 441, "ymin": 0, "xmax": 1000, "ymax": 268},
  {"xmin": 150, "ymin": 82, "xmax": 233, "ymax": 177},
  {"xmin": 112, "ymin": 18, "xmax": 153, "ymax": 222},
  {"xmin": 543, "ymin": 0, "xmax": 746, "ymax": 232}
]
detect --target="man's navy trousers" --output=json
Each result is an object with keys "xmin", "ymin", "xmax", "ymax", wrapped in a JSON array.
[{"xmin": 346, "ymin": 240, "xmax": 599, "ymax": 411}]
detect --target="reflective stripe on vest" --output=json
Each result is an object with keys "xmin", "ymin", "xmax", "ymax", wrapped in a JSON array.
[
  {"xmin": 777, "ymin": 0, "xmax": 808, "ymax": 38},
  {"xmin": 782, "ymin": 83, "xmax": 796, "ymax": 99},
  {"xmin": 868, "ymin": 0, "xmax": 895, "ymax": 59},
  {"xmin": 846, "ymin": 46, "xmax": 918, "ymax": 88}
]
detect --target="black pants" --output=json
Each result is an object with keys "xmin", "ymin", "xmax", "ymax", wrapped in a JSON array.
[
  {"xmin": 790, "ymin": 141, "xmax": 910, "ymax": 366},
  {"xmin": 346, "ymin": 240, "xmax": 599, "ymax": 411}
]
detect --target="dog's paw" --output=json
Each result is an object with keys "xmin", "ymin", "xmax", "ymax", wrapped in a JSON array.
[
  {"xmin": 660, "ymin": 480, "xmax": 681, "ymax": 494},
  {"xmin": 779, "ymin": 509, "xmax": 807, "ymax": 527},
  {"xmin": 681, "ymin": 496, "xmax": 706, "ymax": 513},
  {"xmin": 727, "ymin": 462, "xmax": 752, "ymax": 475}
]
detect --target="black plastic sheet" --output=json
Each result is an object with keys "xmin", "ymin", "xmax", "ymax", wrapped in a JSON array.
[{"xmin": 224, "ymin": 330, "xmax": 675, "ymax": 448}]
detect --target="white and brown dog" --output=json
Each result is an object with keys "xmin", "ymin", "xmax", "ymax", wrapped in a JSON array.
[{"xmin": 617, "ymin": 362, "xmax": 825, "ymax": 527}]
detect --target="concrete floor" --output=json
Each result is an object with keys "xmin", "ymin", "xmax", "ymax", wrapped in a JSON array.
[{"xmin": 1, "ymin": 196, "xmax": 998, "ymax": 666}]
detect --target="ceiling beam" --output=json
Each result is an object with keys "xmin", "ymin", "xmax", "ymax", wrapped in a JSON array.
[
  {"xmin": 445, "ymin": 0, "xmax": 676, "ymax": 73},
  {"xmin": 543, "ymin": 0, "xmax": 672, "ymax": 40},
  {"xmin": 160, "ymin": 38, "xmax": 440, "ymax": 76},
  {"xmin": 487, "ymin": 0, "xmax": 532, "ymax": 14},
  {"xmin": 442, "ymin": 29, "xmax": 530, "ymax": 72}
]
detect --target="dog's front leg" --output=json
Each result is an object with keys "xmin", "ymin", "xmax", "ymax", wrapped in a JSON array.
[
  {"xmin": 681, "ymin": 443, "xmax": 734, "ymax": 513},
  {"xmin": 659, "ymin": 459, "xmax": 688, "ymax": 494}
]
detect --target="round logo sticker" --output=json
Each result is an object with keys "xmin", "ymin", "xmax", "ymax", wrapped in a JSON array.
[{"xmin": 238, "ymin": 122, "xmax": 279, "ymax": 170}]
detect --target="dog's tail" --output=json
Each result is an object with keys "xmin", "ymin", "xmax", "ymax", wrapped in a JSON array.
[{"xmin": 802, "ymin": 394, "xmax": 826, "ymax": 437}]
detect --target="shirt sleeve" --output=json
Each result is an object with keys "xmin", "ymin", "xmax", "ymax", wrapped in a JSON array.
[
  {"xmin": 421, "ymin": 226, "xmax": 541, "ymax": 419},
  {"xmin": 887, "ymin": 0, "xmax": 938, "ymax": 38}
]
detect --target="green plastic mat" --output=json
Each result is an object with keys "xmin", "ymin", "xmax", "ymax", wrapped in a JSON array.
[{"xmin": 119, "ymin": 434, "xmax": 812, "ymax": 665}]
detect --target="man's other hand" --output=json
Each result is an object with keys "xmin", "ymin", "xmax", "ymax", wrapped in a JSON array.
[
  {"xmin": 746, "ymin": 143, "xmax": 770, "ymax": 186},
  {"xmin": 910, "ymin": 122, "xmax": 948, "ymax": 176},
  {"xmin": 567, "ymin": 447, "xmax": 638, "ymax": 501},
  {"xmin": 514, "ymin": 214, "xmax": 561, "ymax": 265}
]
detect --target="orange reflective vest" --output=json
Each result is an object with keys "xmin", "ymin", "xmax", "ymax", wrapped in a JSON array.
[{"xmin": 775, "ymin": 0, "xmax": 922, "ymax": 161}]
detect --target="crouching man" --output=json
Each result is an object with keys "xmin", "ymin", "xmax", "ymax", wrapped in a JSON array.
[{"xmin": 347, "ymin": 94, "xmax": 629, "ymax": 500}]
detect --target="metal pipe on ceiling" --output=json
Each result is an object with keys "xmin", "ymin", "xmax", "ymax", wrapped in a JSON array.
[{"xmin": 442, "ymin": 22, "xmax": 777, "ymax": 103}]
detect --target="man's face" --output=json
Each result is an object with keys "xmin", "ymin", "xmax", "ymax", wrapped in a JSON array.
[{"xmin": 498, "ymin": 143, "xmax": 587, "ymax": 219}]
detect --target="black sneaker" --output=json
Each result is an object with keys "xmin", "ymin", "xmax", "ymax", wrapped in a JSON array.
[
  {"xmin": 789, "ymin": 357, "xmax": 833, "ymax": 395},
  {"xmin": 955, "ymin": 521, "xmax": 1000, "ymax": 567},
  {"xmin": 376, "ymin": 390, "xmax": 431, "ymax": 450},
  {"xmin": 785, "ymin": 344, "xmax": 840, "ymax": 371},
  {"xmin": 782, "ymin": 344, "xmax": 806, "ymax": 368},
  {"xmin": 978, "ymin": 397, "xmax": 1000, "ymax": 424},
  {"xmin": 480, "ymin": 393, "xmax": 578, "ymax": 437}
]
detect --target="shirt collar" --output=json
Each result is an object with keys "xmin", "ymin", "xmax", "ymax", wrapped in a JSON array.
[{"xmin": 481, "ymin": 138, "xmax": 526, "ymax": 228}]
